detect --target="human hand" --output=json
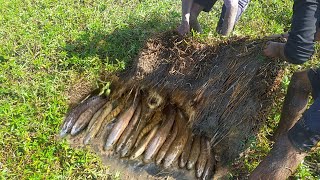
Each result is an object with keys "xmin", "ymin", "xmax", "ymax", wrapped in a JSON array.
[{"xmin": 263, "ymin": 41, "xmax": 285, "ymax": 59}]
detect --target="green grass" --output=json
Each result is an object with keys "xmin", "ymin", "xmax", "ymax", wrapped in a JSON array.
[{"xmin": 0, "ymin": 0, "xmax": 319, "ymax": 179}]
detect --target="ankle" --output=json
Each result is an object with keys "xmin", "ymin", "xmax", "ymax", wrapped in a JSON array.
[{"xmin": 182, "ymin": 13, "xmax": 190, "ymax": 24}]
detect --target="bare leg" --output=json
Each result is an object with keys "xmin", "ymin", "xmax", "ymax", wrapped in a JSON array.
[
  {"xmin": 220, "ymin": 0, "xmax": 238, "ymax": 36},
  {"xmin": 249, "ymin": 135, "xmax": 307, "ymax": 180},
  {"xmin": 249, "ymin": 70, "xmax": 312, "ymax": 179},
  {"xmin": 189, "ymin": 3, "xmax": 204, "ymax": 33},
  {"xmin": 272, "ymin": 71, "xmax": 312, "ymax": 140},
  {"xmin": 177, "ymin": 0, "xmax": 194, "ymax": 36}
]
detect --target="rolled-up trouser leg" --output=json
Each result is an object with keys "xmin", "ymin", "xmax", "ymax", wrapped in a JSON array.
[
  {"xmin": 288, "ymin": 68, "xmax": 320, "ymax": 152},
  {"xmin": 217, "ymin": 0, "xmax": 250, "ymax": 31},
  {"xmin": 284, "ymin": 0, "xmax": 320, "ymax": 64}
]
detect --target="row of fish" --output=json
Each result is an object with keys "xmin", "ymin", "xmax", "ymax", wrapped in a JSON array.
[{"xmin": 60, "ymin": 90, "xmax": 216, "ymax": 179}]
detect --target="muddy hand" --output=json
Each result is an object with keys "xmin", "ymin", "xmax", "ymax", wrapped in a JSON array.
[{"xmin": 263, "ymin": 41, "xmax": 286, "ymax": 60}]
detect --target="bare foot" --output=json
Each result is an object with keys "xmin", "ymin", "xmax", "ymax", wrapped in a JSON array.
[
  {"xmin": 263, "ymin": 41, "xmax": 286, "ymax": 59},
  {"xmin": 249, "ymin": 135, "xmax": 307, "ymax": 180},
  {"xmin": 177, "ymin": 21, "xmax": 190, "ymax": 36}
]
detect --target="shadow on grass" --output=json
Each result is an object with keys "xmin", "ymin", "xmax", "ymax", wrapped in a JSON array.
[{"xmin": 63, "ymin": 14, "xmax": 179, "ymax": 71}]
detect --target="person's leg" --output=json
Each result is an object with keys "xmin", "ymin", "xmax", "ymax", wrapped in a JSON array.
[
  {"xmin": 217, "ymin": 0, "xmax": 250, "ymax": 35},
  {"xmin": 272, "ymin": 70, "xmax": 312, "ymax": 140},
  {"xmin": 188, "ymin": 0, "xmax": 219, "ymax": 34},
  {"xmin": 189, "ymin": 3, "xmax": 205, "ymax": 33},
  {"xmin": 177, "ymin": 0, "xmax": 194, "ymax": 36},
  {"xmin": 250, "ymin": 68, "xmax": 320, "ymax": 179},
  {"xmin": 249, "ymin": 135, "xmax": 307, "ymax": 180}
]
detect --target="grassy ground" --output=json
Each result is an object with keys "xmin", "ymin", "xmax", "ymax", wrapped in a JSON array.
[{"xmin": 0, "ymin": 0, "xmax": 319, "ymax": 179}]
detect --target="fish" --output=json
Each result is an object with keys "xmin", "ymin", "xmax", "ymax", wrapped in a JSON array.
[
  {"xmin": 135, "ymin": 110, "xmax": 163, "ymax": 148},
  {"xmin": 195, "ymin": 137, "xmax": 209, "ymax": 178},
  {"xmin": 86, "ymin": 104, "xmax": 105, "ymax": 131},
  {"xmin": 119, "ymin": 99, "xmax": 155, "ymax": 157},
  {"xmin": 130, "ymin": 125, "xmax": 160, "ymax": 160},
  {"xmin": 104, "ymin": 92, "xmax": 140, "ymax": 150},
  {"xmin": 155, "ymin": 120, "xmax": 178, "ymax": 165},
  {"xmin": 70, "ymin": 99, "xmax": 107, "ymax": 136},
  {"xmin": 201, "ymin": 141, "xmax": 215, "ymax": 180},
  {"xmin": 187, "ymin": 135, "xmax": 201, "ymax": 170},
  {"xmin": 95, "ymin": 99, "xmax": 125, "ymax": 139},
  {"xmin": 119, "ymin": 112, "xmax": 151, "ymax": 157},
  {"xmin": 115, "ymin": 103, "xmax": 142, "ymax": 152},
  {"xmin": 83, "ymin": 101, "xmax": 113, "ymax": 145},
  {"xmin": 163, "ymin": 111, "xmax": 189, "ymax": 168},
  {"xmin": 60, "ymin": 95, "xmax": 104, "ymax": 138},
  {"xmin": 143, "ymin": 106, "xmax": 176, "ymax": 163},
  {"xmin": 179, "ymin": 133, "xmax": 193, "ymax": 168}
]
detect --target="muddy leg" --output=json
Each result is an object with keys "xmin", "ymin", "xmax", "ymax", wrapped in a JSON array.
[
  {"xmin": 272, "ymin": 71, "xmax": 312, "ymax": 141},
  {"xmin": 189, "ymin": 3, "xmax": 204, "ymax": 34},
  {"xmin": 177, "ymin": 0, "xmax": 194, "ymax": 36},
  {"xmin": 249, "ymin": 135, "xmax": 307, "ymax": 180}
]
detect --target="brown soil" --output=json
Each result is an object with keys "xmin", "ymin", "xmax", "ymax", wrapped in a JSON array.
[{"xmin": 66, "ymin": 31, "xmax": 284, "ymax": 179}]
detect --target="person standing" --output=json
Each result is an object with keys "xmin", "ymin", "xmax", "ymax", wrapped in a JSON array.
[{"xmin": 177, "ymin": 0, "xmax": 250, "ymax": 36}]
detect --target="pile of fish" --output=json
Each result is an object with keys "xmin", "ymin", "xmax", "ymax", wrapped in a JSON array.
[{"xmin": 60, "ymin": 88, "xmax": 216, "ymax": 179}]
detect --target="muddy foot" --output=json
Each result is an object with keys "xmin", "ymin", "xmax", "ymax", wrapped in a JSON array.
[{"xmin": 177, "ymin": 21, "xmax": 190, "ymax": 36}]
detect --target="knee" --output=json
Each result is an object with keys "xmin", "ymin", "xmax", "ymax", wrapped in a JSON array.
[{"xmin": 290, "ymin": 71, "xmax": 311, "ymax": 93}]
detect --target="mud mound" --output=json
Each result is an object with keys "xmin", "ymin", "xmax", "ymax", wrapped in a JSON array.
[{"xmin": 61, "ymin": 31, "xmax": 284, "ymax": 179}]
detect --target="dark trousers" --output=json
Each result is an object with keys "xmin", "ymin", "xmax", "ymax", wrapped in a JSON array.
[{"xmin": 284, "ymin": 0, "xmax": 320, "ymax": 64}]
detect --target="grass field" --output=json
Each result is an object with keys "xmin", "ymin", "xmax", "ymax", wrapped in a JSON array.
[{"xmin": 0, "ymin": 0, "xmax": 319, "ymax": 179}]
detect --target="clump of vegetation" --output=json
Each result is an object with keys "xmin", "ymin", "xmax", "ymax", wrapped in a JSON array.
[{"xmin": 0, "ymin": 0, "xmax": 318, "ymax": 179}]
